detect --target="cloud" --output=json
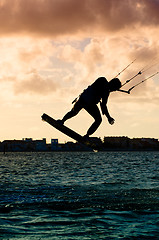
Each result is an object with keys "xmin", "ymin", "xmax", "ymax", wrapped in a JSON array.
[
  {"xmin": 0, "ymin": 38, "xmax": 62, "ymax": 96},
  {"xmin": 0, "ymin": 33, "xmax": 158, "ymax": 100},
  {"xmin": 14, "ymin": 71, "xmax": 59, "ymax": 95},
  {"xmin": 0, "ymin": 0, "xmax": 159, "ymax": 37},
  {"xmin": 57, "ymin": 34, "xmax": 159, "ymax": 106},
  {"xmin": 0, "ymin": 0, "xmax": 159, "ymax": 142},
  {"xmin": 0, "ymin": 0, "xmax": 159, "ymax": 100}
]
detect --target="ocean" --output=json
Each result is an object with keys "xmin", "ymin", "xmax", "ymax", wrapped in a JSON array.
[{"xmin": 0, "ymin": 151, "xmax": 159, "ymax": 239}]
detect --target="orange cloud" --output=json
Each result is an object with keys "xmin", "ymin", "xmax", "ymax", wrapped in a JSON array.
[
  {"xmin": 14, "ymin": 71, "xmax": 60, "ymax": 95},
  {"xmin": 0, "ymin": 0, "xmax": 159, "ymax": 37}
]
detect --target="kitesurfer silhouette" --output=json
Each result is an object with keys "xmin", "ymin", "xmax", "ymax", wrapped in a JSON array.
[{"xmin": 58, "ymin": 77, "xmax": 121, "ymax": 138}]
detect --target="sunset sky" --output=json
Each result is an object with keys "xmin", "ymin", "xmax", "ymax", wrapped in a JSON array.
[{"xmin": 0, "ymin": 0, "xmax": 159, "ymax": 143}]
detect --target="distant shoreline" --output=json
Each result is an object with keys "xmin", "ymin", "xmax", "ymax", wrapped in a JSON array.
[{"xmin": 1, "ymin": 136, "xmax": 159, "ymax": 152}]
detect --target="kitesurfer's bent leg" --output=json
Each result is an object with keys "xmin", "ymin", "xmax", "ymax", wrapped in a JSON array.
[
  {"xmin": 59, "ymin": 100, "xmax": 83, "ymax": 124},
  {"xmin": 84, "ymin": 104, "xmax": 102, "ymax": 137}
]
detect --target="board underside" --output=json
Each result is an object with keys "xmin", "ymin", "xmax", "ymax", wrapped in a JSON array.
[{"xmin": 41, "ymin": 113, "xmax": 98, "ymax": 150}]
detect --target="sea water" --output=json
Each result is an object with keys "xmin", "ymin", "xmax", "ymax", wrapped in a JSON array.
[{"xmin": 0, "ymin": 151, "xmax": 159, "ymax": 239}]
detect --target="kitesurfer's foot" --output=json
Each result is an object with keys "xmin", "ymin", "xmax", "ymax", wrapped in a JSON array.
[
  {"xmin": 57, "ymin": 119, "xmax": 64, "ymax": 125},
  {"xmin": 83, "ymin": 134, "xmax": 90, "ymax": 141}
]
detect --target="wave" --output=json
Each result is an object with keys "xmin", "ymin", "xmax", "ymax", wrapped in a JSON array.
[{"xmin": 1, "ymin": 188, "xmax": 159, "ymax": 213}]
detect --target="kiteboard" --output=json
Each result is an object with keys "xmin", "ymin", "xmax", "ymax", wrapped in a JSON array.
[{"xmin": 41, "ymin": 113, "xmax": 99, "ymax": 150}]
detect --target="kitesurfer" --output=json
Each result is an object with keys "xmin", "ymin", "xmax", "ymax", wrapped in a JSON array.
[{"xmin": 57, "ymin": 77, "xmax": 121, "ymax": 138}]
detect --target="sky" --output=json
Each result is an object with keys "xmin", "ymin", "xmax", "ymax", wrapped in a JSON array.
[{"xmin": 0, "ymin": 0, "xmax": 159, "ymax": 143}]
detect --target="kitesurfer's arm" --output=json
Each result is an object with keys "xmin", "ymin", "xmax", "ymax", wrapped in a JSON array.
[
  {"xmin": 103, "ymin": 105, "xmax": 115, "ymax": 125},
  {"xmin": 100, "ymin": 95, "xmax": 115, "ymax": 125}
]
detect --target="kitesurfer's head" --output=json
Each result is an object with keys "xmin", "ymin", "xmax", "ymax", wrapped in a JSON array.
[{"xmin": 109, "ymin": 78, "xmax": 121, "ymax": 91}]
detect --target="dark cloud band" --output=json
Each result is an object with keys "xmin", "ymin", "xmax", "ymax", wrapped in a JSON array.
[{"xmin": 0, "ymin": 0, "xmax": 159, "ymax": 36}]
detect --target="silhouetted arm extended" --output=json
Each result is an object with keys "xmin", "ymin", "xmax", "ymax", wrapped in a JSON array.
[
  {"xmin": 100, "ymin": 95, "xmax": 115, "ymax": 125},
  {"xmin": 102, "ymin": 104, "xmax": 115, "ymax": 125}
]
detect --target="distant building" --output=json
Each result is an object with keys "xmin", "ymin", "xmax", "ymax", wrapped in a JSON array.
[
  {"xmin": 0, "ymin": 136, "xmax": 158, "ymax": 152},
  {"xmin": 51, "ymin": 139, "xmax": 59, "ymax": 150},
  {"xmin": 1, "ymin": 138, "xmax": 47, "ymax": 152},
  {"xmin": 140, "ymin": 138, "xmax": 159, "ymax": 150},
  {"xmin": 103, "ymin": 136, "xmax": 130, "ymax": 149},
  {"xmin": 2, "ymin": 139, "xmax": 34, "ymax": 152},
  {"xmin": 35, "ymin": 138, "xmax": 47, "ymax": 151},
  {"xmin": 23, "ymin": 138, "xmax": 33, "ymax": 142}
]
